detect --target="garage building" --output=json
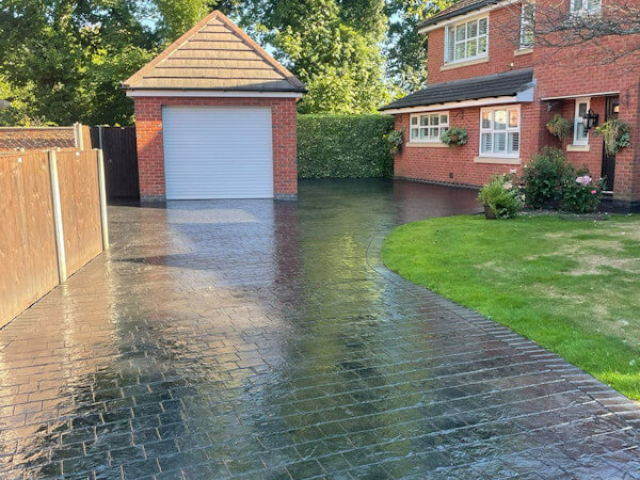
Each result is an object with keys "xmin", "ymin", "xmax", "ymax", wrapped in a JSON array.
[{"xmin": 123, "ymin": 11, "xmax": 305, "ymax": 201}]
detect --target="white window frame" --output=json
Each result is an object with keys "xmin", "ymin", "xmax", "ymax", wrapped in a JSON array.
[
  {"xmin": 573, "ymin": 98, "xmax": 591, "ymax": 145},
  {"xmin": 409, "ymin": 112, "xmax": 450, "ymax": 143},
  {"xmin": 444, "ymin": 16, "xmax": 489, "ymax": 64},
  {"xmin": 519, "ymin": 2, "xmax": 535, "ymax": 49},
  {"xmin": 479, "ymin": 106, "xmax": 521, "ymax": 158},
  {"xmin": 570, "ymin": 0, "xmax": 601, "ymax": 15}
]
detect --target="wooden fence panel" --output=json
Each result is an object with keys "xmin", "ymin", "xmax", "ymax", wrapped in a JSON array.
[
  {"xmin": 57, "ymin": 150, "xmax": 103, "ymax": 275},
  {"xmin": 90, "ymin": 127, "xmax": 139, "ymax": 199},
  {"xmin": 0, "ymin": 153, "xmax": 59, "ymax": 325}
]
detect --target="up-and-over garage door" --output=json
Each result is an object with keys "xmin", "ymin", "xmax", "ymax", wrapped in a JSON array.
[{"xmin": 162, "ymin": 106, "xmax": 273, "ymax": 199}]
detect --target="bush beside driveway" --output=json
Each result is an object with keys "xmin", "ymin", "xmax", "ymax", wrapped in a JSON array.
[
  {"xmin": 383, "ymin": 214, "xmax": 640, "ymax": 400},
  {"xmin": 297, "ymin": 114, "xmax": 394, "ymax": 178}
]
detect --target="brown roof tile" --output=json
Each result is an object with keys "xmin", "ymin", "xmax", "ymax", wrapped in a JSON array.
[{"xmin": 123, "ymin": 11, "xmax": 305, "ymax": 93}]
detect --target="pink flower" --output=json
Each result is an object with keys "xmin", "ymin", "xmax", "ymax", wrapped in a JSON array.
[
  {"xmin": 576, "ymin": 175, "xmax": 593, "ymax": 186},
  {"xmin": 591, "ymin": 190, "xmax": 597, "ymax": 195}
]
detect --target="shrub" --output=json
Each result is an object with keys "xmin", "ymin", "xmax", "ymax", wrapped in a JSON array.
[
  {"xmin": 297, "ymin": 114, "xmax": 394, "ymax": 178},
  {"xmin": 478, "ymin": 174, "xmax": 523, "ymax": 219},
  {"xmin": 561, "ymin": 167, "xmax": 604, "ymax": 214},
  {"xmin": 521, "ymin": 147, "xmax": 570, "ymax": 209},
  {"xmin": 440, "ymin": 126, "xmax": 468, "ymax": 146}
]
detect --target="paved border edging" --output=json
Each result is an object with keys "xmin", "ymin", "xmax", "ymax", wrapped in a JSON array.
[{"xmin": 366, "ymin": 226, "xmax": 640, "ymax": 431}]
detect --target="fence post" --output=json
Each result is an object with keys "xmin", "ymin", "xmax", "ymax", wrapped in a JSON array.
[
  {"xmin": 98, "ymin": 125, "xmax": 104, "ymax": 150},
  {"xmin": 73, "ymin": 123, "xmax": 84, "ymax": 150},
  {"xmin": 97, "ymin": 149, "xmax": 109, "ymax": 250},
  {"xmin": 48, "ymin": 150, "xmax": 67, "ymax": 282}
]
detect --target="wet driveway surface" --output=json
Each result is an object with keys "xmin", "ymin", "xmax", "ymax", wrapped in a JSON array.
[{"xmin": 1, "ymin": 179, "xmax": 640, "ymax": 480}]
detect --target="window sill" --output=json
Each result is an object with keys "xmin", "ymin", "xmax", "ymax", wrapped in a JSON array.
[
  {"xmin": 474, "ymin": 156, "xmax": 521, "ymax": 165},
  {"xmin": 566, "ymin": 144, "xmax": 590, "ymax": 152},
  {"xmin": 514, "ymin": 48, "xmax": 533, "ymax": 56},
  {"xmin": 406, "ymin": 142, "xmax": 449, "ymax": 148},
  {"xmin": 440, "ymin": 56, "xmax": 489, "ymax": 71}
]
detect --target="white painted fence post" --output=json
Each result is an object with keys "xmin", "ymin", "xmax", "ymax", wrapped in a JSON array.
[
  {"xmin": 97, "ymin": 149, "xmax": 109, "ymax": 250},
  {"xmin": 48, "ymin": 150, "xmax": 67, "ymax": 282}
]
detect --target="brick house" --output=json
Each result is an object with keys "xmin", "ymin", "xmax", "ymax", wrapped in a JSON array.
[
  {"xmin": 380, "ymin": 0, "xmax": 640, "ymax": 210},
  {"xmin": 124, "ymin": 11, "xmax": 304, "ymax": 201}
]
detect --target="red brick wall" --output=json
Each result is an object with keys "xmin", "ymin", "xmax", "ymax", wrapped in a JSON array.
[
  {"xmin": 409, "ymin": 0, "xmax": 640, "ymax": 205},
  {"xmin": 427, "ymin": 5, "xmax": 533, "ymax": 84},
  {"xmin": 394, "ymin": 103, "xmax": 541, "ymax": 187},
  {"xmin": 552, "ymin": 98, "xmax": 605, "ymax": 178},
  {"xmin": 0, "ymin": 127, "xmax": 76, "ymax": 151},
  {"xmin": 133, "ymin": 96, "xmax": 298, "ymax": 200},
  {"xmin": 532, "ymin": 0, "xmax": 640, "ymax": 203}
]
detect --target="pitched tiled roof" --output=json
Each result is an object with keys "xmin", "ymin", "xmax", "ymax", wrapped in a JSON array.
[
  {"xmin": 123, "ymin": 11, "xmax": 305, "ymax": 93},
  {"xmin": 418, "ymin": 0, "xmax": 501, "ymax": 29},
  {"xmin": 379, "ymin": 68, "xmax": 534, "ymax": 111}
]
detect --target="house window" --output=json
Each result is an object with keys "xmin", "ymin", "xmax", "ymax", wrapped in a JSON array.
[
  {"xmin": 410, "ymin": 113, "xmax": 450, "ymax": 143},
  {"xmin": 571, "ymin": 0, "xmax": 601, "ymax": 14},
  {"xmin": 445, "ymin": 17, "xmax": 488, "ymax": 63},
  {"xmin": 520, "ymin": 2, "xmax": 535, "ymax": 48},
  {"xmin": 573, "ymin": 98, "xmax": 590, "ymax": 145},
  {"xmin": 480, "ymin": 107, "xmax": 521, "ymax": 157}
]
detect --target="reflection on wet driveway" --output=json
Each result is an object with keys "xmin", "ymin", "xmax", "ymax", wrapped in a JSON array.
[{"xmin": 1, "ymin": 179, "xmax": 639, "ymax": 480}]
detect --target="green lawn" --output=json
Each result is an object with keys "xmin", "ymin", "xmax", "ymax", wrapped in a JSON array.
[{"xmin": 382, "ymin": 214, "xmax": 640, "ymax": 400}]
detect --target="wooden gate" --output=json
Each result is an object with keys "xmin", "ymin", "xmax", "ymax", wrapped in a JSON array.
[{"xmin": 90, "ymin": 126, "xmax": 139, "ymax": 199}]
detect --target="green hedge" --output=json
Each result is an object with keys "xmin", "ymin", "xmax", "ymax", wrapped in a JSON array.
[{"xmin": 297, "ymin": 114, "xmax": 395, "ymax": 178}]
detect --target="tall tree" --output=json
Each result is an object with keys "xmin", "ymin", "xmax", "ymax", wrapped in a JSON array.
[
  {"xmin": 0, "ymin": 0, "xmax": 242, "ymax": 125},
  {"xmin": 385, "ymin": 0, "xmax": 453, "ymax": 94},
  {"xmin": 0, "ymin": 0, "xmax": 158, "ymax": 125},
  {"xmin": 153, "ymin": 0, "xmax": 242, "ymax": 42},
  {"xmin": 247, "ymin": 0, "xmax": 391, "ymax": 113}
]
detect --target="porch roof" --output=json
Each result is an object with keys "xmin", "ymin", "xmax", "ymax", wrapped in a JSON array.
[{"xmin": 380, "ymin": 69, "xmax": 534, "ymax": 113}]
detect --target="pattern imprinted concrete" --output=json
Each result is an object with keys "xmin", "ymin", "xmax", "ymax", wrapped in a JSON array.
[{"xmin": 1, "ymin": 179, "xmax": 639, "ymax": 480}]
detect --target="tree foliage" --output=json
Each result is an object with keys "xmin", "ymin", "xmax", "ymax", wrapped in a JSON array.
[
  {"xmin": 0, "ymin": 0, "xmax": 456, "ymax": 125},
  {"xmin": 247, "ymin": 0, "xmax": 390, "ymax": 114},
  {"xmin": 0, "ymin": 0, "xmax": 158, "ymax": 125},
  {"xmin": 385, "ymin": 0, "xmax": 453, "ymax": 93},
  {"xmin": 298, "ymin": 114, "xmax": 394, "ymax": 178}
]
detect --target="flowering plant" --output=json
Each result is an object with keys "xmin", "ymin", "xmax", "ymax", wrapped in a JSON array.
[
  {"xmin": 575, "ymin": 175, "xmax": 592, "ymax": 186},
  {"xmin": 562, "ymin": 167, "xmax": 605, "ymax": 213}
]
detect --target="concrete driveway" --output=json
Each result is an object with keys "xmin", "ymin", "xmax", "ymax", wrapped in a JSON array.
[{"xmin": 1, "ymin": 179, "xmax": 639, "ymax": 480}]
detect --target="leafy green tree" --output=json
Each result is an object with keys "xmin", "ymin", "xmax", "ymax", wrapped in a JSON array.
[
  {"xmin": 248, "ymin": 0, "xmax": 390, "ymax": 113},
  {"xmin": 153, "ymin": 0, "xmax": 242, "ymax": 42},
  {"xmin": 0, "ymin": 0, "xmax": 158, "ymax": 125},
  {"xmin": 385, "ymin": 0, "xmax": 453, "ymax": 93}
]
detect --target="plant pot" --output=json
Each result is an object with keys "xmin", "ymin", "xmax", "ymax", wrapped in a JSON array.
[
  {"xmin": 449, "ymin": 133, "xmax": 460, "ymax": 144},
  {"xmin": 546, "ymin": 125, "xmax": 556, "ymax": 136},
  {"xmin": 483, "ymin": 205, "xmax": 496, "ymax": 220}
]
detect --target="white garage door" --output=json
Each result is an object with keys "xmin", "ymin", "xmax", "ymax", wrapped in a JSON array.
[{"xmin": 162, "ymin": 106, "xmax": 273, "ymax": 199}]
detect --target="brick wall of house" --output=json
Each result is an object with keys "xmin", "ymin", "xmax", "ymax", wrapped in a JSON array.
[
  {"xmin": 133, "ymin": 96, "xmax": 298, "ymax": 201},
  {"xmin": 393, "ymin": 103, "xmax": 543, "ymax": 187},
  {"xmin": 402, "ymin": 0, "xmax": 640, "ymax": 206},
  {"xmin": 427, "ymin": 4, "xmax": 533, "ymax": 84},
  {"xmin": 0, "ymin": 127, "xmax": 76, "ymax": 151},
  {"xmin": 532, "ymin": 0, "xmax": 640, "ymax": 204},
  {"xmin": 553, "ymin": 98, "xmax": 607, "ymax": 180}
]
